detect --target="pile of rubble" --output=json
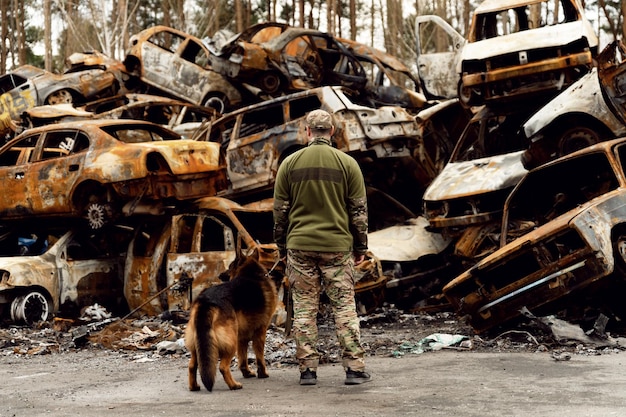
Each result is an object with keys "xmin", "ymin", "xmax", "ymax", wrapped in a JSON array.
[{"xmin": 2, "ymin": 304, "xmax": 625, "ymax": 365}]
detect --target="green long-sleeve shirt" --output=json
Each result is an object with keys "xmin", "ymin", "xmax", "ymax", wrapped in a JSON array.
[{"xmin": 273, "ymin": 137, "xmax": 368, "ymax": 254}]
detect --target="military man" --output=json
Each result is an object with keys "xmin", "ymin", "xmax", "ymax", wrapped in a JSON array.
[{"xmin": 273, "ymin": 109, "xmax": 371, "ymax": 386}]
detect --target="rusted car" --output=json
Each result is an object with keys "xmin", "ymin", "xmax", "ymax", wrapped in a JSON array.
[
  {"xmin": 123, "ymin": 26, "xmax": 245, "ymax": 113},
  {"xmin": 191, "ymin": 85, "xmax": 437, "ymax": 213},
  {"xmin": 0, "ymin": 119, "xmax": 226, "ymax": 229},
  {"xmin": 123, "ymin": 196, "xmax": 386, "ymax": 321},
  {"xmin": 337, "ymin": 37, "xmax": 431, "ymax": 112},
  {"xmin": 22, "ymin": 93, "xmax": 219, "ymax": 139},
  {"xmin": 0, "ymin": 63, "xmax": 123, "ymax": 137},
  {"xmin": 522, "ymin": 41, "xmax": 626, "ymax": 169},
  {"xmin": 421, "ymin": 105, "xmax": 535, "ymax": 261},
  {"xmin": 208, "ymin": 22, "xmax": 367, "ymax": 97},
  {"xmin": 0, "ymin": 224, "xmax": 133, "ymax": 325},
  {"xmin": 442, "ymin": 137, "xmax": 626, "ymax": 333},
  {"xmin": 416, "ymin": 0, "xmax": 598, "ymax": 107}
]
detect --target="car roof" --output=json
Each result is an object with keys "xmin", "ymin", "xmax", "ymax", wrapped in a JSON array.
[
  {"xmin": 18, "ymin": 118, "xmax": 167, "ymax": 131},
  {"xmin": 475, "ymin": 0, "xmax": 559, "ymax": 14}
]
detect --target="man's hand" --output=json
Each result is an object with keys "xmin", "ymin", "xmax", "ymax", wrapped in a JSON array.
[{"xmin": 354, "ymin": 253, "xmax": 366, "ymax": 265}]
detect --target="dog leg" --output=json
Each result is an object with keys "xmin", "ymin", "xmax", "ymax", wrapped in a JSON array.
[
  {"xmin": 252, "ymin": 331, "xmax": 269, "ymax": 379},
  {"xmin": 238, "ymin": 339, "xmax": 256, "ymax": 378},
  {"xmin": 219, "ymin": 355, "xmax": 243, "ymax": 390},
  {"xmin": 188, "ymin": 349, "xmax": 201, "ymax": 391}
]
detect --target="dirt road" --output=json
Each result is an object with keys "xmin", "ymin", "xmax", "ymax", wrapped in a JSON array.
[{"xmin": 2, "ymin": 348, "xmax": 626, "ymax": 417}]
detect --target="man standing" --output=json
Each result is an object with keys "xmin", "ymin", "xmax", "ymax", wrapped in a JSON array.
[{"xmin": 273, "ymin": 109, "xmax": 371, "ymax": 386}]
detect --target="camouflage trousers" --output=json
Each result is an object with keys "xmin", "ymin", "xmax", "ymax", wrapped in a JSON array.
[{"xmin": 287, "ymin": 249, "xmax": 366, "ymax": 373}]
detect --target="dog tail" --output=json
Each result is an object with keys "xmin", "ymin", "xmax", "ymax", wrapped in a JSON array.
[{"xmin": 188, "ymin": 302, "xmax": 219, "ymax": 392}]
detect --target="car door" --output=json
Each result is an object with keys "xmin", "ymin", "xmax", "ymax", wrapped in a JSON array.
[
  {"xmin": 415, "ymin": 15, "xmax": 465, "ymax": 99},
  {"xmin": 225, "ymin": 102, "xmax": 287, "ymax": 194},
  {"xmin": 165, "ymin": 213, "xmax": 237, "ymax": 311},
  {"xmin": 56, "ymin": 230, "xmax": 125, "ymax": 313},
  {"xmin": 168, "ymin": 37, "xmax": 212, "ymax": 104},
  {"xmin": 0, "ymin": 133, "xmax": 40, "ymax": 216},
  {"xmin": 598, "ymin": 40, "xmax": 626, "ymax": 126},
  {"xmin": 0, "ymin": 73, "xmax": 37, "ymax": 119},
  {"xmin": 27, "ymin": 129, "xmax": 90, "ymax": 215},
  {"xmin": 139, "ymin": 29, "xmax": 184, "ymax": 96},
  {"xmin": 124, "ymin": 220, "xmax": 171, "ymax": 316}
]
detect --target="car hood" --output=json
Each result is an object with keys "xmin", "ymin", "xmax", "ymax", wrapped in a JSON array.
[
  {"xmin": 0, "ymin": 253, "xmax": 55, "ymax": 287},
  {"xmin": 523, "ymin": 67, "xmax": 626, "ymax": 139},
  {"xmin": 462, "ymin": 21, "xmax": 594, "ymax": 62},
  {"xmin": 423, "ymin": 151, "xmax": 527, "ymax": 201},
  {"xmin": 367, "ymin": 217, "xmax": 451, "ymax": 262}
]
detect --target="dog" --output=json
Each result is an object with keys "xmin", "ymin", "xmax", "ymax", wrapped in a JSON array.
[{"xmin": 185, "ymin": 254, "xmax": 279, "ymax": 391}]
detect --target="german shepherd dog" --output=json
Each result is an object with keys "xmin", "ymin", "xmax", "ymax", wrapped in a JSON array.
[{"xmin": 185, "ymin": 254, "xmax": 278, "ymax": 391}]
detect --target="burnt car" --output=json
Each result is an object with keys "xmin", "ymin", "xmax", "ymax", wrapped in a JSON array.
[
  {"xmin": 0, "ymin": 63, "xmax": 123, "ymax": 137},
  {"xmin": 124, "ymin": 196, "xmax": 386, "ymax": 320},
  {"xmin": 0, "ymin": 225, "xmax": 133, "ymax": 325},
  {"xmin": 22, "ymin": 93, "xmax": 219, "ymax": 138},
  {"xmin": 521, "ymin": 41, "xmax": 626, "ymax": 169},
  {"xmin": 416, "ymin": 0, "xmax": 598, "ymax": 107},
  {"xmin": 337, "ymin": 37, "xmax": 431, "ymax": 112},
  {"xmin": 123, "ymin": 26, "xmax": 245, "ymax": 112},
  {"xmin": 208, "ymin": 22, "xmax": 367, "ymax": 97},
  {"xmin": 0, "ymin": 119, "xmax": 226, "ymax": 229},
  {"xmin": 442, "ymin": 137, "xmax": 626, "ymax": 333},
  {"xmin": 192, "ymin": 86, "xmax": 438, "ymax": 213},
  {"xmin": 422, "ymin": 105, "xmax": 534, "ymax": 261}
]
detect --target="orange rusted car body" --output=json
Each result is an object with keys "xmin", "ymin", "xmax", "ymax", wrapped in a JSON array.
[{"xmin": 0, "ymin": 119, "xmax": 226, "ymax": 228}]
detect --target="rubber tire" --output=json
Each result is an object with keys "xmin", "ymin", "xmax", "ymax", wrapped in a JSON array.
[{"xmin": 557, "ymin": 126, "xmax": 601, "ymax": 157}]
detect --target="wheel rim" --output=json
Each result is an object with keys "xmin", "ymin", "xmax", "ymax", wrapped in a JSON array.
[
  {"xmin": 559, "ymin": 128, "xmax": 599, "ymax": 156},
  {"xmin": 204, "ymin": 97, "xmax": 225, "ymax": 114},
  {"xmin": 11, "ymin": 292, "xmax": 50, "ymax": 325},
  {"xmin": 86, "ymin": 203, "xmax": 106, "ymax": 229},
  {"xmin": 616, "ymin": 235, "xmax": 626, "ymax": 266},
  {"xmin": 47, "ymin": 89, "xmax": 73, "ymax": 105}
]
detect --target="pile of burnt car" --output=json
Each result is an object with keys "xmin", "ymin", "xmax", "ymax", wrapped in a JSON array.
[
  {"xmin": 6, "ymin": 0, "xmax": 624, "ymax": 337},
  {"xmin": 0, "ymin": 21, "xmax": 465, "ymax": 326},
  {"xmin": 414, "ymin": 0, "xmax": 626, "ymax": 335}
]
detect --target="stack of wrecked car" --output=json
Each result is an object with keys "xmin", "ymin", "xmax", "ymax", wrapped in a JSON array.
[{"xmin": 443, "ymin": 137, "xmax": 626, "ymax": 333}]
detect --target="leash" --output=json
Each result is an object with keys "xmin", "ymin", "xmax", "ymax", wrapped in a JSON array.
[
  {"xmin": 266, "ymin": 256, "xmax": 293, "ymax": 336},
  {"xmin": 266, "ymin": 257, "xmax": 281, "ymax": 276}
]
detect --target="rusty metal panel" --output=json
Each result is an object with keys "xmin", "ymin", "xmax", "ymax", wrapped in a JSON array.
[
  {"xmin": 165, "ymin": 251, "xmax": 236, "ymax": 312},
  {"xmin": 124, "ymin": 222, "xmax": 171, "ymax": 316}
]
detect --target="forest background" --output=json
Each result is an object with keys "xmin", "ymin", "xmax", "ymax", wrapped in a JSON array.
[{"xmin": 1, "ymin": 0, "xmax": 624, "ymax": 76}]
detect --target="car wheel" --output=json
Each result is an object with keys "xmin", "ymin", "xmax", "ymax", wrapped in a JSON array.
[
  {"xmin": 613, "ymin": 232, "xmax": 626, "ymax": 278},
  {"xmin": 86, "ymin": 202, "xmax": 108, "ymax": 229},
  {"xmin": 259, "ymin": 72, "xmax": 282, "ymax": 94},
  {"xmin": 457, "ymin": 80, "xmax": 479, "ymax": 108},
  {"xmin": 203, "ymin": 95, "xmax": 228, "ymax": 114},
  {"xmin": 11, "ymin": 291, "xmax": 51, "ymax": 325},
  {"xmin": 557, "ymin": 127, "xmax": 601, "ymax": 157},
  {"xmin": 45, "ymin": 89, "xmax": 74, "ymax": 105}
]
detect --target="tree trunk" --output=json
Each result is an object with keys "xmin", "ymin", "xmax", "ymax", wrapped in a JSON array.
[
  {"xmin": 44, "ymin": 0, "xmax": 52, "ymax": 71},
  {"xmin": 15, "ymin": 0, "xmax": 26, "ymax": 66},
  {"xmin": 298, "ymin": 0, "xmax": 304, "ymax": 27},
  {"xmin": 0, "ymin": 0, "xmax": 7, "ymax": 74},
  {"xmin": 349, "ymin": 0, "xmax": 356, "ymax": 40},
  {"xmin": 235, "ymin": 0, "xmax": 243, "ymax": 32}
]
